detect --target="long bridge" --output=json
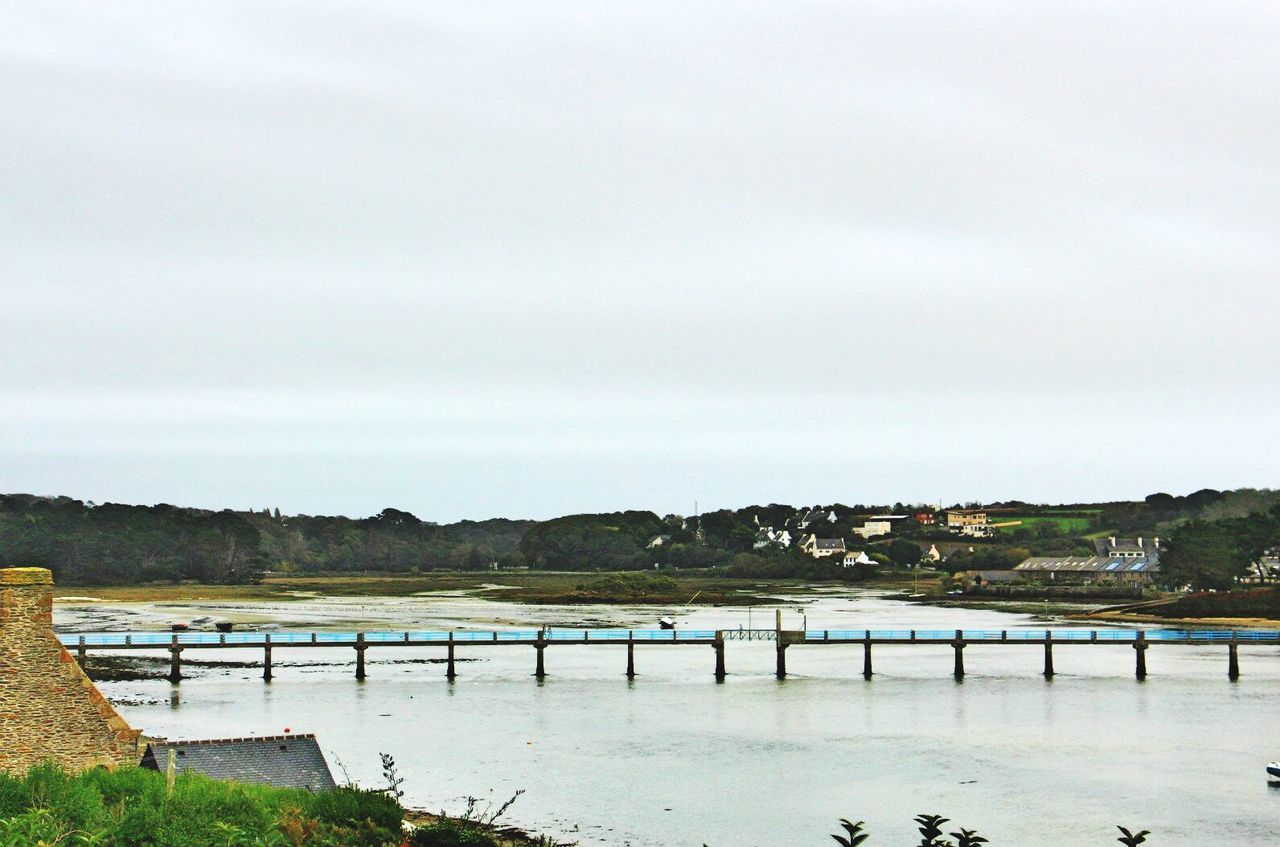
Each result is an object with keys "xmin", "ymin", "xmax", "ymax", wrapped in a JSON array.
[{"xmin": 59, "ymin": 625, "xmax": 1280, "ymax": 683}]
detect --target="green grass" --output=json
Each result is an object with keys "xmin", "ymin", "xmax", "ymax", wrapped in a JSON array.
[
  {"xmin": 991, "ymin": 515, "xmax": 1095, "ymax": 534},
  {"xmin": 0, "ymin": 762, "xmax": 401, "ymax": 846}
]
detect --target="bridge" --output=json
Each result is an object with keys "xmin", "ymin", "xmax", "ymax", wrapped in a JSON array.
[{"xmin": 59, "ymin": 626, "xmax": 1280, "ymax": 683}]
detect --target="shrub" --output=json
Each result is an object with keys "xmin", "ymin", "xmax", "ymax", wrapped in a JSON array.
[
  {"xmin": 409, "ymin": 818, "xmax": 500, "ymax": 847},
  {"xmin": 304, "ymin": 787, "xmax": 402, "ymax": 832}
]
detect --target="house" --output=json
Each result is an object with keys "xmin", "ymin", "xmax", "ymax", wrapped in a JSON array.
[
  {"xmin": 914, "ymin": 512, "xmax": 937, "ymax": 525},
  {"xmin": 946, "ymin": 510, "xmax": 988, "ymax": 530},
  {"xmin": 842, "ymin": 550, "xmax": 874, "ymax": 568},
  {"xmin": 853, "ymin": 520, "xmax": 893, "ymax": 539},
  {"xmin": 753, "ymin": 527, "xmax": 792, "ymax": 549},
  {"xmin": 140, "ymin": 735, "xmax": 336, "ymax": 792},
  {"xmin": 1012, "ymin": 555, "xmax": 1160, "ymax": 585},
  {"xmin": 799, "ymin": 534, "xmax": 846, "ymax": 558},
  {"xmin": 1093, "ymin": 536, "xmax": 1161, "ymax": 561},
  {"xmin": 967, "ymin": 570, "xmax": 1021, "ymax": 586},
  {"xmin": 923, "ymin": 544, "xmax": 942, "ymax": 563},
  {"xmin": 646, "ymin": 534, "xmax": 673, "ymax": 549},
  {"xmin": 959, "ymin": 524, "xmax": 995, "ymax": 538},
  {"xmin": 794, "ymin": 508, "xmax": 837, "ymax": 530}
]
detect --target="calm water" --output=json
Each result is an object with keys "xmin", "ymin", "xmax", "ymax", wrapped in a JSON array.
[{"xmin": 58, "ymin": 591, "xmax": 1280, "ymax": 846}]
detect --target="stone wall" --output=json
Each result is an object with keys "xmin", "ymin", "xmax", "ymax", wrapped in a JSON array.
[{"xmin": 0, "ymin": 567, "xmax": 141, "ymax": 773}]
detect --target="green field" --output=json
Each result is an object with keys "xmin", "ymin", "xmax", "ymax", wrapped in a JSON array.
[{"xmin": 992, "ymin": 514, "xmax": 1097, "ymax": 535}]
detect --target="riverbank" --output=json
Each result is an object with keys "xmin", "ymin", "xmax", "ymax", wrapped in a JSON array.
[{"xmin": 53, "ymin": 570, "xmax": 907, "ymax": 608}]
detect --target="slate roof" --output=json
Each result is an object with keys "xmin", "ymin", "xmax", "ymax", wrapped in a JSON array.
[
  {"xmin": 141, "ymin": 734, "xmax": 336, "ymax": 792},
  {"xmin": 1014, "ymin": 556, "xmax": 1161, "ymax": 574},
  {"xmin": 812, "ymin": 538, "xmax": 846, "ymax": 551}
]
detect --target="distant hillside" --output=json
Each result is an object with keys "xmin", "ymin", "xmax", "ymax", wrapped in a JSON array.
[{"xmin": 1, "ymin": 488, "xmax": 1275, "ymax": 586}]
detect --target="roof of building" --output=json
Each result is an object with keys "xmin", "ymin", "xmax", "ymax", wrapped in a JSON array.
[
  {"xmin": 811, "ymin": 538, "xmax": 846, "ymax": 550},
  {"xmin": 1014, "ymin": 556, "xmax": 1161, "ymax": 574},
  {"xmin": 140, "ymin": 734, "xmax": 336, "ymax": 792}
]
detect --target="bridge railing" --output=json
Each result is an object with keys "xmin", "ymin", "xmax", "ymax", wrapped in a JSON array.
[{"xmin": 56, "ymin": 627, "xmax": 1280, "ymax": 648}]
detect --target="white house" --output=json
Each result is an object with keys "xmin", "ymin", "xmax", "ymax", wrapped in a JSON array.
[
  {"xmin": 646, "ymin": 534, "xmax": 672, "ymax": 549},
  {"xmin": 842, "ymin": 550, "xmax": 874, "ymax": 568},
  {"xmin": 923, "ymin": 544, "xmax": 942, "ymax": 563}
]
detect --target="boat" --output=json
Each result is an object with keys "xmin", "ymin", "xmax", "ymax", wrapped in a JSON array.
[
  {"xmin": 1267, "ymin": 762, "xmax": 1280, "ymax": 780},
  {"xmin": 658, "ymin": 616, "xmax": 676, "ymax": 630}
]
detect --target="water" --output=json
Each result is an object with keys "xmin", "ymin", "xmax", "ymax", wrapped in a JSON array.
[{"xmin": 58, "ymin": 591, "xmax": 1280, "ymax": 846}]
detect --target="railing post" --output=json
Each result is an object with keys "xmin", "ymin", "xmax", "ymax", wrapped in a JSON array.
[
  {"xmin": 626, "ymin": 630, "xmax": 635, "ymax": 679},
  {"xmin": 1043, "ymin": 630, "xmax": 1054, "ymax": 679},
  {"xmin": 447, "ymin": 631, "xmax": 457, "ymax": 681},
  {"xmin": 1091, "ymin": 630, "xmax": 1097, "ymax": 643},
  {"xmin": 355, "ymin": 632, "xmax": 367, "ymax": 681},
  {"xmin": 952, "ymin": 629, "xmax": 965, "ymax": 680},
  {"xmin": 1133, "ymin": 630, "xmax": 1147, "ymax": 681},
  {"xmin": 263, "ymin": 633, "xmax": 273, "ymax": 682},
  {"xmin": 1228, "ymin": 632, "xmax": 1240, "ymax": 681},
  {"xmin": 713, "ymin": 631, "xmax": 726, "ymax": 682},
  {"xmin": 862, "ymin": 631, "xmax": 873, "ymax": 680},
  {"xmin": 168, "ymin": 633, "xmax": 183, "ymax": 684}
]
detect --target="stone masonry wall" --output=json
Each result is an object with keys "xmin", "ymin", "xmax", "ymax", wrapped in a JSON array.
[{"xmin": 0, "ymin": 567, "xmax": 141, "ymax": 773}]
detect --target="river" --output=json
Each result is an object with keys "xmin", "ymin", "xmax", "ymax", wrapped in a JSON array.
[{"xmin": 55, "ymin": 589, "xmax": 1280, "ymax": 846}]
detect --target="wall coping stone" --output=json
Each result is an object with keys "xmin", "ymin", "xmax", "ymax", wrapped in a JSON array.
[{"xmin": 0, "ymin": 567, "xmax": 53, "ymax": 586}]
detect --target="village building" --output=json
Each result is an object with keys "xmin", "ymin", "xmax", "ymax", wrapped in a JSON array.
[
  {"xmin": 799, "ymin": 534, "xmax": 846, "ymax": 558},
  {"xmin": 946, "ymin": 510, "xmax": 988, "ymax": 530},
  {"xmin": 852, "ymin": 520, "xmax": 893, "ymax": 539},
  {"xmin": 141, "ymin": 735, "xmax": 336, "ymax": 792},
  {"xmin": 842, "ymin": 550, "xmax": 874, "ymax": 568},
  {"xmin": 646, "ymin": 534, "xmax": 673, "ymax": 549},
  {"xmin": 1012, "ymin": 555, "xmax": 1160, "ymax": 585}
]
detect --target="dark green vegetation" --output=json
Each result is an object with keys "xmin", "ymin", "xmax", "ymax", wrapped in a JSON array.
[
  {"xmin": 4, "ymin": 488, "xmax": 1278, "ymax": 589},
  {"xmin": 0, "ymin": 762, "xmax": 402, "ymax": 846},
  {"xmin": 1138, "ymin": 586, "xmax": 1280, "ymax": 620},
  {"xmin": 703, "ymin": 813, "xmax": 1151, "ymax": 846}
]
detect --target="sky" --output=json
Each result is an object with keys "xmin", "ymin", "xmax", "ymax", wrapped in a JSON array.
[{"xmin": 2, "ymin": 2, "xmax": 1278, "ymax": 521}]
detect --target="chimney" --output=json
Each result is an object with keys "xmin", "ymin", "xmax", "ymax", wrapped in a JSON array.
[
  {"xmin": 1108, "ymin": 536, "xmax": 1116, "ymax": 548},
  {"xmin": 1137, "ymin": 537, "xmax": 1144, "ymax": 549}
]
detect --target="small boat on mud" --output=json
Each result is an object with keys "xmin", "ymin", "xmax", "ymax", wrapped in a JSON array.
[
  {"xmin": 1267, "ymin": 762, "xmax": 1280, "ymax": 781},
  {"xmin": 658, "ymin": 616, "xmax": 676, "ymax": 630}
]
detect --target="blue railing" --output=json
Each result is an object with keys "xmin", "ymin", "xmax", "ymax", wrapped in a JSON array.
[{"xmin": 56, "ymin": 627, "xmax": 1280, "ymax": 648}]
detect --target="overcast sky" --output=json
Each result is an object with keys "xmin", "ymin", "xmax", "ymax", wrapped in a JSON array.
[{"xmin": 1, "ymin": 2, "xmax": 1277, "ymax": 520}]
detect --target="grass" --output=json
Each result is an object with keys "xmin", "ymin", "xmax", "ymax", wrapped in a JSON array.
[
  {"xmin": 991, "ymin": 515, "xmax": 1095, "ymax": 534},
  {"xmin": 0, "ymin": 762, "xmax": 402, "ymax": 846}
]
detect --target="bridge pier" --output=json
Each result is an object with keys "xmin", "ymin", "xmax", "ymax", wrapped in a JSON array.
[
  {"xmin": 447, "ymin": 632, "xmax": 457, "ymax": 681},
  {"xmin": 952, "ymin": 630, "xmax": 965, "ymax": 680},
  {"xmin": 263, "ymin": 635, "xmax": 273, "ymax": 682},
  {"xmin": 626, "ymin": 632, "xmax": 635, "ymax": 679},
  {"xmin": 1133, "ymin": 631, "xmax": 1147, "ymax": 680},
  {"xmin": 1043, "ymin": 631, "xmax": 1054, "ymax": 679},
  {"xmin": 534, "ymin": 637, "xmax": 546, "ymax": 679},
  {"xmin": 713, "ymin": 635, "xmax": 726, "ymax": 681},
  {"xmin": 1228, "ymin": 635, "xmax": 1240, "ymax": 680},
  {"xmin": 77, "ymin": 636, "xmax": 87, "ymax": 669},
  {"xmin": 168, "ymin": 634, "xmax": 183, "ymax": 684},
  {"xmin": 862, "ymin": 633, "xmax": 872, "ymax": 679},
  {"xmin": 355, "ymin": 633, "xmax": 367, "ymax": 681}
]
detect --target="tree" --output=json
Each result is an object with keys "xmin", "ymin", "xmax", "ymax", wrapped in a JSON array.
[
  {"xmin": 1162, "ymin": 520, "xmax": 1249, "ymax": 590},
  {"xmin": 887, "ymin": 539, "xmax": 922, "ymax": 567}
]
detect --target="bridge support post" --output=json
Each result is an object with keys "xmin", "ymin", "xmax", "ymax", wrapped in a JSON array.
[
  {"xmin": 355, "ymin": 633, "xmax": 367, "ymax": 681},
  {"xmin": 534, "ymin": 633, "xmax": 546, "ymax": 680},
  {"xmin": 168, "ymin": 633, "xmax": 183, "ymax": 684},
  {"xmin": 775, "ymin": 642, "xmax": 787, "ymax": 680},
  {"xmin": 1043, "ymin": 631, "xmax": 1054, "ymax": 679},
  {"xmin": 626, "ymin": 632, "xmax": 635, "ymax": 679},
  {"xmin": 952, "ymin": 630, "xmax": 965, "ymax": 680},
  {"xmin": 1133, "ymin": 630, "xmax": 1147, "ymax": 681},
  {"xmin": 263, "ymin": 634, "xmax": 273, "ymax": 682},
  {"xmin": 713, "ymin": 634, "xmax": 726, "ymax": 682},
  {"xmin": 77, "ymin": 635, "xmax": 87, "ymax": 669},
  {"xmin": 862, "ymin": 633, "xmax": 872, "ymax": 680},
  {"xmin": 447, "ymin": 632, "xmax": 457, "ymax": 681},
  {"xmin": 1228, "ymin": 633, "xmax": 1239, "ymax": 681}
]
